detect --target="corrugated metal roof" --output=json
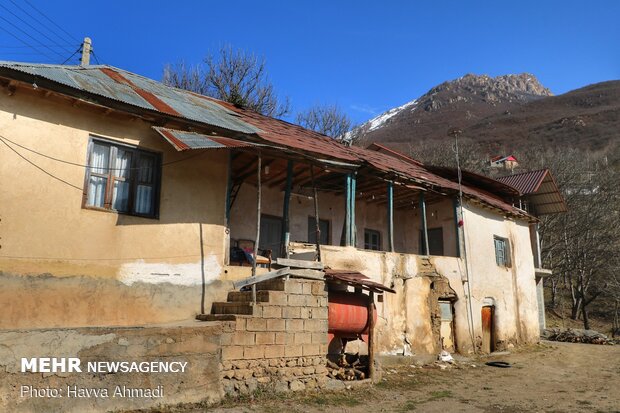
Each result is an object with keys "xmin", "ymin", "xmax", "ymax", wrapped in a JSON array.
[
  {"xmin": 324, "ymin": 269, "xmax": 396, "ymax": 294},
  {"xmin": 0, "ymin": 62, "xmax": 260, "ymax": 134},
  {"xmin": 0, "ymin": 61, "xmax": 545, "ymax": 219},
  {"xmin": 497, "ymin": 169, "xmax": 567, "ymax": 215},
  {"xmin": 496, "ymin": 169, "xmax": 548, "ymax": 194},
  {"xmin": 152, "ymin": 127, "xmax": 257, "ymax": 151}
]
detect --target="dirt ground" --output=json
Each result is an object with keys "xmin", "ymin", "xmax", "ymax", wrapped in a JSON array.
[{"xmin": 183, "ymin": 341, "xmax": 620, "ymax": 413}]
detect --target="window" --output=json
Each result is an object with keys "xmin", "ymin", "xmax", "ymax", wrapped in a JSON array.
[
  {"xmin": 84, "ymin": 138, "xmax": 161, "ymax": 218},
  {"xmin": 494, "ymin": 236, "xmax": 511, "ymax": 267},
  {"xmin": 364, "ymin": 229, "xmax": 381, "ymax": 251},
  {"xmin": 308, "ymin": 217, "xmax": 330, "ymax": 245},
  {"xmin": 420, "ymin": 227, "xmax": 444, "ymax": 256}
]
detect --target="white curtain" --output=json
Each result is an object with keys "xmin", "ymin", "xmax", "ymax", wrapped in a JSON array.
[
  {"xmin": 134, "ymin": 155, "xmax": 154, "ymax": 215},
  {"xmin": 112, "ymin": 149, "xmax": 131, "ymax": 212},
  {"xmin": 87, "ymin": 143, "xmax": 109, "ymax": 207}
]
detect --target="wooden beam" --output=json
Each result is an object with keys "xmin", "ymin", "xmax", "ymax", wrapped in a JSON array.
[
  {"xmin": 281, "ymin": 160, "xmax": 294, "ymax": 258},
  {"xmin": 420, "ymin": 192, "xmax": 430, "ymax": 256},
  {"xmin": 387, "ymin": 181, "xmax": 394, "ymax": 252},
  {"xmin": 233, "ymin": 267, "xmax": 291, "ymax": 289},
  {"xmin": 287, "ymin": 269, "xmax": 325, "ymax": 280},
  {"xmin": 276, "ymin": 258, "xmax": 324, "ymax": 270}
]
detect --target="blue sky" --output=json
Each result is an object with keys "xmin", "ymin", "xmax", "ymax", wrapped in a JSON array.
[{"xmin": 0, "ymin": 0, "xmax": 618, "ymax": 124}]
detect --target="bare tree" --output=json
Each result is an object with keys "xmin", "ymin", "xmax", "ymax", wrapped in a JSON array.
[
  {"xmin": 295, "ymin": 104, "xmax": 352, "ymax": 140},
  {"xmin": 163, "ymin": 46, "xmax": 290, "ymax": 118}
]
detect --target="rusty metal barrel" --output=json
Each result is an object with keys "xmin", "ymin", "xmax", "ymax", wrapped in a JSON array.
[{"xmin": 328, "ymin": 291, "xmax": 376, "ymax": 335}]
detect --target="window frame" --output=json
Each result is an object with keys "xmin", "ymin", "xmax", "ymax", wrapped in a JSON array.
[
  {"xmin": 82, "ymin": 136, "xmax": 162, "ymax": 219},
  {"xmin": 364, "ymin": 228, "xmax": 382, "ymax": 251},
  {"xmin": 493, "ymin": 235, "xmax": 511, "ymax": 267}
]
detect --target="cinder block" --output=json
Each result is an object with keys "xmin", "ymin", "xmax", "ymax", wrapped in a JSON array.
[
  {"xmin": 314, "ymin": 307, "xmax": 329, "ymax": 320},
  {"xmin": 266, "ymin": 318, "xmax": 286, "ymax": 331},
  {"xmin": 275, "ymin": 332, "xmax": 294, "ymax": 345},
  {"xmin": 284, "ymin": 280, "xmax": 303, "ymax": 294},
  {"xmin": 246, "ymin": 318, "xmax": 267, "ymax": 332},
  {"xmin": 287, "ymin": 294, "xmax": 306, "ymax": 307},
  {"xmin": 304, "ymin": 319, "xmax": 327, "ymax": 332},
  {"xmin": 302, "ymin": 283, "xmax": 313, "ymax": 295},
  {"xmin": 233, "ymin": 331, "xmax": 256, "ymax": 346},
  {"xmin": 222, "ymin": 345, "xmax": 244, "ymax": 361},
  {"xmin": 319, "ymin": 343, "xmax": 329, "ymax": 354},
  {"xmin": 294, "ymin": 332, "xmax": 312, "ymax": 345},
  {"xmin": 285, "ymin": 319, "xmax": 304, "ymax": 331},
  {"xmin": 312, "ymin": 282, "xmax": 327, "ymax": 296},
  {"xmin": 220, "ymin": 332, "xmax": 233, "ymax": 346},
  {"xmin": 235, "ymin": 318, "xmax": 247, "ymax": 331},
  {"xmin": 264, "ymin": 345, "xmax": 286, "ymax": 359},
  {"xmin": 282, "ymin": 306, "xmax": 301, "ymax": 319},
  {"xmin": 284, "ymin": 345, "xmax": 303, "ymax": 357},
  {"xmin": 267, "ymin": 291, "xmax": 288, "ymax": 306},
  {"xmin": 312, "ymin": 332, "xmax": 328, "ymax": 344},
  {"xmin": 302, "ymin": 344, "xmax": 321, "ymax": 356},
  {"xmin": 243, "ymin": 345, "xmax": 265, "ymax": 359},
  {"xmin": 255, "ymin": 332, "xmax": 275, "ymax": 345},
  {"xmin": 318, "ymin": 297, "xmax": 328, "ymax": 307},
  {"xmin": 261, "ymin": 306, "xmax": 282, "ymax": 318},
  {"xmin": 307, "ymin": 295, "xmax": 322, "ymax": 307}
]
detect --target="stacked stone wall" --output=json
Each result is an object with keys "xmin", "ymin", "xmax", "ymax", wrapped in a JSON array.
[{"xmin": 219, "ymin": 278, "xmax": 329, "ymax": 394}]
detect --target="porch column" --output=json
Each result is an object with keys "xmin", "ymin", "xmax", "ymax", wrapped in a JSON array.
[
  {"xmin": 387, "ymin": 181, "xmax": 394, "ymax": 252},
  {"xmin": 420, "ymin": 192, "xmax": 430, "ymax": 256},
  {"xmin": 344, "ymin": 172, "xmax": 357, "ymax": 247},
  {"xmin": 225, "ymin": 151, "xmax": 233, "ymax": 226},
  {"xmin": 281, "ymin": 160, "xmax": 294, "ymax": 257}
]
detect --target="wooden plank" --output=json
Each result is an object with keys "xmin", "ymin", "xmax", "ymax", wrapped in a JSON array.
[
  {"xmin": 233, "ymin": 267, "xmax": 291, "ymax": 289},
  {"xmin": 276, "ymin": 258, "xmax": 324, "ymax": 270},
  {"xmin": 289, "ymin": 251, "xmax": 316, "ymax": 261},
  {"xmin": 287, "ymin": 269, "xmax": 325, "ymax": 280}
]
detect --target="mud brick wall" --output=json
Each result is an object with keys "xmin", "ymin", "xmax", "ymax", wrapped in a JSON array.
[{"xmin": 220, "ymin": 278, "xmax": 329, "ymax": 394}]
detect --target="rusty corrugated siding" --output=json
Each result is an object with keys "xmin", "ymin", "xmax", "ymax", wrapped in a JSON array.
[{"xmin": 496, "ymin": 169, "xmax": 548, "ymax": 194}]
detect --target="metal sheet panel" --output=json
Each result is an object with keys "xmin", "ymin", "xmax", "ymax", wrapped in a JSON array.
[
  {"xmin": 0, "ymin": 62, "xmax": 260, "ymax": 134},
  {"xmin": 152, "ymin": 127, "xmax": 256, "ymax": 151}
]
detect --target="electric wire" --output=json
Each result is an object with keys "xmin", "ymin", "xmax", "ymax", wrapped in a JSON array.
[
  {"xmin": 0, "ymin": 2, "xmax": 75, "ymax": 54},
  {"xmin": 453, "ymin": 130, "xmax": 478, "ymax": 353},
  {"xmin": 0, "ymin": 134, "xmax": 210, "ymax": 170},
  {"xmin": 0, "ymin": 14, "xmax": 66, "ymax": 60},
  {"xmin": 18, "ymin": 0, "xmax": 79, "ymax": 44},
  {"xmin": 0, "ymin": 24, "xmax": 56, "ymax": 61},
  {"xmin": 61, "ymin": 46, "xmax": 81, "ymax": 65}
]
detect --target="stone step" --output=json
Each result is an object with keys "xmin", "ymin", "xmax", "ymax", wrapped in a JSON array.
[
  {"xmin": 211, "ymin": 302, "xmax": 255, "ymax": 316},
  {"xmin": 227, "ymin": 290, "xmax": 271, "ymax": 303}
]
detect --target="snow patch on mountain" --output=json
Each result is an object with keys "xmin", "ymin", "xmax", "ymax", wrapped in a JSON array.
[{"xmin": 367, "ymin": 99, "xmax": 418, "ymax": 131}]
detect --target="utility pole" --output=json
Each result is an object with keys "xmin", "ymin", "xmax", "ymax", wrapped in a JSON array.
[{"xmin": 80, "ymin": 37, "xmax": 92, "ymax": 66}]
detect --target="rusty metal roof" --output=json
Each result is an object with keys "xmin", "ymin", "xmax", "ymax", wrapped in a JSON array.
[
  {"xmin": 496, "ymin": 169, "xmax": 567, "ymax": 215},
  {"xmin": 153, "ymin": 127, "xmax": 257, "ymax": 151},
  {"xmin": 0, "ymin": 62, "xmax": 260, "ymax": 134},
  {"xmin": 324, "ymin": 269, "xmax": 396, "ymax": 294},
  {"xmin": 0, "ymin": 61, "xmax": 540, "ymax": 219}
]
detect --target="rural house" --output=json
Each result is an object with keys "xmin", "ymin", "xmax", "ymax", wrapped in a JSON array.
[{"xmin": 0, "ymin": 61, "xmax": 566, "ymax": 396}]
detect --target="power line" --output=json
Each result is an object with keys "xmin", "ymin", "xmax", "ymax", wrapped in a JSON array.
[
  {"xmin": 20, "ymin": 0, "xmax": 80, "ymax": 44},
  {"xmin": 0, "ymin": 24, "xmax": 56, "ymax": 61},
  {"xmin": 61, "ymin": 46, "xmax": 81, "ymax": 65},
  {"xmin": 0, "ymin": 134, "xmax": 211, "ymax": 170},
  {"xmin": 0, "ymin": 14, "xmax": 66, "ymax": 60},
  {"xmin": 0, "ymin": 2, "xmax": 75, "ymax": 54},
  {"xmin": 0, "ymin": 134, "xmax": 83, "ymax": 191}
]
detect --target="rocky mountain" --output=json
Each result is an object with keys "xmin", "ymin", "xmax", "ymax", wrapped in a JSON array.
[{"xmin": 352, "ymin": 74, "xmax": 620, "ymax": 155}]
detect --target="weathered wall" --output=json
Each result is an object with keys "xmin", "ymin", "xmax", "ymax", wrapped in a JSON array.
[
  {"xmin": 291, "ymin": 201, "xmax": 540, "ymax": 355},
  {"xmin": 218, "ymin": 278, "xmax": 329, "ymax": 394},
  {"xmin": 0, "ymin": 322, "xmax": 223, "ymax": 412},
  {"xmin": 0, "ymin": 89, "xmax": 234, "ymax": 328}
]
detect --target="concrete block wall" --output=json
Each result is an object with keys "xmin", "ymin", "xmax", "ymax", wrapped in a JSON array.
[{"xmin": 218, "ymin": 278, "xmax": 329, "ymax": 394}]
